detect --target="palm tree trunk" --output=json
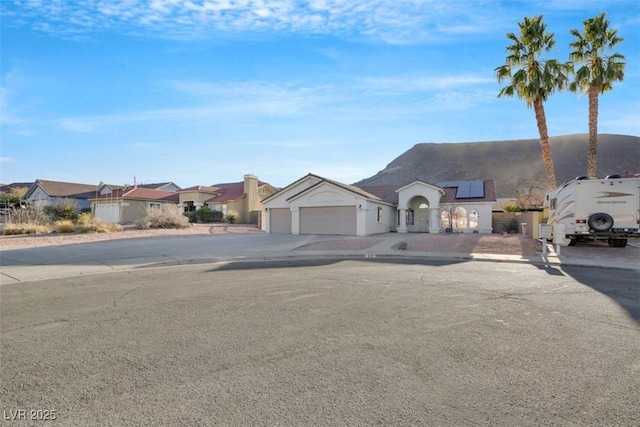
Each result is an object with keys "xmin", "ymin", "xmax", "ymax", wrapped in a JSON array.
[
  {"xmin": 587, "ymin": 87, "xmax": 599, "ymax": 178},
  {"xmin": 533, "ymin": 99, "xmax": 556, "ymax": 189}
]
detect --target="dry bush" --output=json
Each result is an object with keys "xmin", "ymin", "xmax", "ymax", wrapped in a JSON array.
[
  {"xmin": 2, "ymin": 207, "xmax": 52, "ymax": 235},
  {"xmin": 3, "ymin": 223, "xmax": 53, "ymax": 235},
  {"xmin": 136, "ymin": 204, "xmax": 190, "ymax": 229},
  {"xmin": 74, "ymin": 215, "xmax": 123, "ymax": 233},
  {"xmin": 55, "ymin": 220, "xmax": 76, "ymax": 233}
]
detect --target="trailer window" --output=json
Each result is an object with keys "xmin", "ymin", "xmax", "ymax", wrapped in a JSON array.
[{"xmin": 550, "ymin": 198, "xmax": 556, "ymax": 210}]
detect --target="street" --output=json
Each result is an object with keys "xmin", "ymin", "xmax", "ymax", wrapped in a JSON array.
[{"xmin": 1, "ymin": 258, "xmax": 638, "ymax": 425}]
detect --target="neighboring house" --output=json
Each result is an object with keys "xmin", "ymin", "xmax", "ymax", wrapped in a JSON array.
[
  {"xmin": 0, "ymin": 182, "xmax": 33, "ymax": 210},
  {"xmin": 178, "ymin": 174, "xmax": 277, "ymax": 225},
  {"xmin": 90, "ymin": 187, "xmax": 179, "ymax": 223},
  {"xmin": 137, "ymin": 182, "xmax": 181, "ymax": 192},
  {"xmin": 24, "ymin": 179, "xmax": 101, "ymax": 210},
  {"xmin": 263, "ymin": 174, "xmax": 496, "ymax": 236}
]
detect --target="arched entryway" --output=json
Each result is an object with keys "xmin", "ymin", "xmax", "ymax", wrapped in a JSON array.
[
  {"xmin": 396, "ymin": 181, "xmax": 445, "ymax": 234},
  {"xmin": 405, "ymin": 196, "xmax": 431, "ymax": 232}
]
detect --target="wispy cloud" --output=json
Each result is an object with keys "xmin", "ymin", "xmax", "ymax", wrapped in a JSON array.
[
  {"xmin": 0, "ymin": 157, "xmax": 16, "ymax": 163},
  {"xmin": 53, "ymin": 74, "xmax": 497, "ymax": 132},
  {"xmin": 1, "ymin": 0, "xmax": 508, "ymax": 43}
]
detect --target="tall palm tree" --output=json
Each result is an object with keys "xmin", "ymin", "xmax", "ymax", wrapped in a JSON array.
[
  {"xmin": 496, "ymin": 15, "xmax": 570, "ymax": 189},
  {"xmin": 569, "ymin": 12, "xmax": 625, "ymax": 178}
]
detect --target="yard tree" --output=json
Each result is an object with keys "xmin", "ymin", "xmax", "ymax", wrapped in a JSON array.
[
  {"xmin": 496, "ymin": 15, "xmax": 570, "ymax": 189},
  {"xmin": 568, "ymin": 12, "xmax": 625, "ymax": 178}
]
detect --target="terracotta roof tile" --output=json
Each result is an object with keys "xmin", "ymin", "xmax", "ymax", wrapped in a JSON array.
[{"xmin": 205, "ymin": 183, "xmax": 245, "ymax": 203}]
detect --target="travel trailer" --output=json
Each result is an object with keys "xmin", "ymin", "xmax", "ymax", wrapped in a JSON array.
[{"xmin": 545, "ymin": 175, "xmax": 640, "ymax": 247}]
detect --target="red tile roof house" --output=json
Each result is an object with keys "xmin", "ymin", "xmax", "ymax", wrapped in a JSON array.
[
  {"xmin": 178, "ymin": 174, "xmax": 277, "ymax": 226},
  {"xmin": 90, "ymin": 186, "xmax": 180, "ymax": 224}
]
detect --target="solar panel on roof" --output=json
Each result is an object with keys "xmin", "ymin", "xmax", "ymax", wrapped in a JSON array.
[
  {"xmin": 454, "ymin": 180, "xmax": 484, "ymax": 199},
  {"xmin": 455, "ymin": 182, "xmax": 471, "ymax": 198},
  {"xmin": 437, "ymin": 182, "xmax": 457, "ymax": 188},
  {"xmin": 469, "ymin": 181, "xmax": 484, "ymax": 198}
]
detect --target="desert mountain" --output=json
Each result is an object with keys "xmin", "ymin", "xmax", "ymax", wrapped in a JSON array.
[{"xmin": 354, "ymin": 134, "xmax": 639, "ymax": 198}]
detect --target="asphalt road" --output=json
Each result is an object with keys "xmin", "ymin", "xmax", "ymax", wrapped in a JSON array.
[{"xmin": 1, "ymin": 259, "xmax": 639, "ymax": 426}]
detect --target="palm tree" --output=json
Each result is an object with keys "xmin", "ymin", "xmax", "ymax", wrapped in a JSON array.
[
  {"xmin": 496, "ymin": 16, "xmax": 570, "ymax": 189},
  {"xmin": 569, "ymin": 13, "xmax": 625, "ymax": 178}
]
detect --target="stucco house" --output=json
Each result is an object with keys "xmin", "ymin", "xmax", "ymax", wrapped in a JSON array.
[
  {"xmin": 178, "ymin": 174, "xmax": 277, "ymax": 225},
  {"xmin": 263, "ymin": 174, "xmax": 496, "ymax": 236},
  {"xmin": 262, "ymin": 174, "xmax": 397, "ymax": 236},
  {"xmin": 90, "ymin": 187, "xmax": 180, "ymax": 223},
  {"xmin": 24, "ymin": 179, "xmax": 101, "ymax": 210}
]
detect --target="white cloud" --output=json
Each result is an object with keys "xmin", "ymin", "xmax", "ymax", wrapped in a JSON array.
[
  {"xmin": 1, "ymin": 0, "xmax": 508, "ymax": 43},
  {"xmin": 0, "ymin": 157, "xmax": 16, "ymax": 163}
]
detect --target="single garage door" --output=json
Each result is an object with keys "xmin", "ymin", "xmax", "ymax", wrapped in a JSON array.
[
  {"xmin": 300, "ymin": 206, "xmax": 356, "ymax": 235},
  {"xmin": 269, "ymin": 208, "xmax": 292, "ymax": 233},
  {"xmin": 95, "ymin": 203, "xmax": 120, "ymax": 223}
]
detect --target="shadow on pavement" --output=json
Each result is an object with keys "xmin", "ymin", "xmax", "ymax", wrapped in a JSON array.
[
  {"xmin": 207, "ymin": 256, "xmax": 469, "ymax": 272},
  {"xmin": 561, "ymin": 265, "xmax": 640, "ymax": 323}
]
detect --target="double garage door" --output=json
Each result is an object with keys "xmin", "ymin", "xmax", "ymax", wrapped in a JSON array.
[
  {"xmin": 270, "ymin": 206, "xmax": 357, "ymax": 235},
  {"xmin": 95, "ymin": 203, "xmax": 120, "ymax": 223},
  {"xmin": 301, "ymin": 206, "xmax": 356, "ymax": 235}
]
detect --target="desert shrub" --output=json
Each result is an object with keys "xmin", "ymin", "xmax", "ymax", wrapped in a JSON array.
[
  {"xmin": 136, "ymin": 204, "xmax": 190, "ymax": 229},
  {"xmin": 2, "ymin": 222, "xmax": 52, "ymax": 235},
  {"xmin": 1, "ymin": 207, "xmax": 52, "ymax": 235},
  {"xmin": 76, "ymin": 212, "xmax": 92, "ymax": 225},
  {"xmin": 74, "ymin": 218, "xmax": 123, "ymax": 233},
  {"xmin": 43, "ymin": 199, "xmax": 79, "ymax": 221},
  {"xmin": 55, "ymin": 220, "xmax": 76, "ymax": 233},
  {"xmin": 502, "ymin": 218, "xmax": 519, "ymax": 234},
  {"xmin": 195, "ymin": 207, "xmax": 222, "ymax": 223},
  {"xmin": 226, "ymin": 214, "xmax": 237, "ymax": 224},
  {"xmin": 503, "ymin": 204, "xmax": 521, "ymax": 213}
]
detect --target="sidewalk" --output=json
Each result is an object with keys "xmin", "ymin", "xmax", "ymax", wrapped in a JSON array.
[{"xmin": 1, "ymin": 233, "xmax": 638, "ymax": 285}]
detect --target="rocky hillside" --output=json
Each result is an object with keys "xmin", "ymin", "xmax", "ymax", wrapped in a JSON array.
[{"xmin": 355, "ymin": 134, "xmax": 639, "ymax": 198}]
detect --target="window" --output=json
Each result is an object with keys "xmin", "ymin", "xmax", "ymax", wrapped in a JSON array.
[
  {"xmin": 469, "ymin": 210, "xmax": 479, "ymax": 228},
  {"xmin": 261, "ymin": 187, "xmax": 268, "ymax": 195},
  {"xmin": 453, "ymin": 206, "xmax": 468, "ymax": 229},
  {"xmin": 183, "ymin": 201, "xmax": 196, "ymax": 213},
  {"xmin": 441, "ymin": 209, "xmax": 451, "ymax": 228},
  {"xmin": 406, "ymin": 209, "xmax": 415, "ymax": 226},
  {"xmin": 550, "ymin": 198, "xmax": 557, "ymax": 210},
  {"xmin": 377, "ymin": 206, "xmax": 383, "ymax": 222},
  {"xmin": 149, "ymin": 202, "xmax": 161, "ymax": 210}
]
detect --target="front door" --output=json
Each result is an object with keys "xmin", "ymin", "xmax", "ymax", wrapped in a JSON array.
[{"xmin": 416, "ymin": 204, "xmax": 429, "ymax": 232}]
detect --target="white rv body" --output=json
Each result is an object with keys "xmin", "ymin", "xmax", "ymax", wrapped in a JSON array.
[{"xmin": 544, "ymin": 176, "xmax": 640, "ymax": 247}]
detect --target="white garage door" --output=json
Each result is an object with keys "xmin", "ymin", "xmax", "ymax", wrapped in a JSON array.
[
  {"xmin": 95, "ymin": 203, "xmax": 120, "ymax": 223},
  {"xmin": 300, "ymin": 206, "xmax": 356, "ymax": 235},
  {"xmin": 269, "ymin": 208, "xmax": 292, "ymax": 233}
]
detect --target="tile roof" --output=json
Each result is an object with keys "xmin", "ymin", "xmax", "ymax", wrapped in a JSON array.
[
  {"xmin": 0, "ymin": 182, "xmax": 33, "ymax": 193},
  {"xmin": 179, "ymin": 185, "xmax": 221, "ymax": 194},
  {"xmin": 137, "ymin": 182, "xmax": 180, "ymax": 191},
  {"xmin": 30, "ymin": 179, "xmax": 100, "ymax": 198},
  {"xmin": 282, "ymin": 173, "xmax": 384, "ymax": 203},
  {"xmin": 91, "ymin": 187, "xmax": 179, "ymax": 202},
  {"xmin": 355, "ymin": 185, "xmax": 401, "ymax": 204},
  {"xmin": 440, "ymin": 180, "xmax": 497, "ymax": 203},
  {"xmin": 205, "ymin": 185, "xmax": 245, "ymax": 203}
]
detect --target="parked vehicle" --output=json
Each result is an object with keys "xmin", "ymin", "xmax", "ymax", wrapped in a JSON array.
[{"xmin": 544, "ymin": 175, "xmax": 640, "ymax": 247}]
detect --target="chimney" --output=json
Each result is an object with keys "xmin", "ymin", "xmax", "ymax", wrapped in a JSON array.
[{"xmin": 244, "ymin": 174, "xmax": 259, "ymax": 212}]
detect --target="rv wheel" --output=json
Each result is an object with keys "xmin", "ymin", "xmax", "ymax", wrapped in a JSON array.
[
  {"xmin": 588, "ymin": 213, "xmax": 614, "ymax": 232},
  {"xmin": 568, "ymin": 238, "xmax": 577, "ymax": 246}
]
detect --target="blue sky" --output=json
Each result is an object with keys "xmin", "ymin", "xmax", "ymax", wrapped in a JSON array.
[{"xmin": 1, "ymin": 0, "xmax": 639, "ymax": 189}]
